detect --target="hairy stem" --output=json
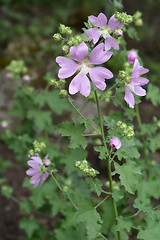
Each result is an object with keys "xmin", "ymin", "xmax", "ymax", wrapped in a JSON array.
[
  {"xmin": 135, "ymin": 104, "xmax": 149, "ymax": 176},
  {"xmin": 94, "ymin": 90, "xmax": 120, "ymax": 240}
]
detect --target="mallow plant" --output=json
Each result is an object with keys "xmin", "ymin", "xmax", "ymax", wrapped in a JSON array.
[{"xmin": 2, "ymin": 10, "xmax": 160, "ymax": 240}]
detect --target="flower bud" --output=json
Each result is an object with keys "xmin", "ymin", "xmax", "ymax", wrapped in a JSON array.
[
  {"xmin": 59, "ymin": 89, "xmax": 68, "ymax": 98},
  {"xmin": 115, "ymin": 29, "xmax": 123, "ymax": 37},
  {"xmin": 62, "ymin": 45, "xmax": 69, "ymax": 54},
  {"xmin": 110, "ymin": 137, "xmax": 122, "ymax": 149},
  {"xmin": 1, "ymin": 121, "xmax": 8, "ymax": 128},
  {"xmin": 127, "ymin": 50, "xmax": 138, "ymax": 64},
  {"xmin": 115, "ymin": 12, "xmax": 133, "ymax": 25},
  {"xmin": 59, "ymin": 79, "xmax": 66, "ymax": 86},
  {"xmin": 117, "ymin": 121, "xmax": 122, "ymax": 127},
  {"xmin": 120, "ymin": 123, "xmax": 127, "ymax": 130},
  {"xmin": 53, "ymin": 33, "xmax": 62, "ymax": 41},
  {"xmin": 134, "ymin": 11, "xmax": 142, "ymax": 20},
  {"xmin": 44, "ymin": 160, "xmax": 51, "ymax": 167},
  {"xmin": 135, "ymin": 19, "xmax": 143, "ymax": 26},
  {"xmin": 23, "ymin": 75, "xmax": 30, "ymax": 82}
]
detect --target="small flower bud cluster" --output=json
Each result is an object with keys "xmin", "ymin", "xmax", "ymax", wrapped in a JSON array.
[
  {"xmin": 67, "ymin": 35, "xmax": 82, "ymax": 46},
  {"xmin": 117, "ymin": 121, "xmax": 135, "ymax": 140},
  {"xmin": 134, "ymin": 11, "xmax": 143, "ymax": 26},
  {"xmin": 115, "ymin": 12, "xmax": 133, "ymax": 26},
  {"xmin": 59, "ymin": 24, "xmax": 72, "ymax": 35},
  {"xmin": 29, "ymin": 140, "xmax": 46, "ymax": 156},
  {"xmin": 118, "ymin": 70, "xmax": 131, "ymax": 87},
  {"xmin": 53, "ymin": 33, "xmax": 62, "ymax": 41},
  {"xmin": 49, "ymin": 78, "xmax": 66, "ymax": 88},
  {"xmin": 75, "ymin": 160, "xmax": 99, "ymax": 177},
  {"xmin": 63, "ymin": 179, "xmax": 72, "ymax": 193},
  {"xmin": 59, "ymin": 89, "xmax": 68, "ymax": 98}
]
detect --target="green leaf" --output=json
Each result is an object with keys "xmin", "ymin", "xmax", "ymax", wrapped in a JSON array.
[
  {"xmin": 112, "ymin": 161, "xmax": 142, "ymax": 194},
  {"xmin": 112, "ymin": 189, "xmax": 124, "ymax": 202},
  {"xmin": 146, "ymin": 84, "xmax": 160, "ymax": 106},
  {"xmin": 94, "ymin": 146, "xmax": 107, "ymax": 160},
  {"xmin": 57, "ymin": 121, "xmax": 87, "ymax": 149},
  {"xmin": 60, "ymin": 148, "xmax": 87, "ymax": 174},
  {"xmin": 113, "ymin": 216, "xmax": 132, "ymax": 240},
  {"xmin": 27, "ymin": 109, "xmax": 52, "ymax": 131},
  {"xmin": 148, "ymin": 132, "xmax": 160, "ymax": 152},
  {"xmin": 20, "ymin": 217, "xmax": 39, "ymax": 238},
  {"xmin": 141, "ymin": 123, "xmax": 158, "ymax": 135},
  {"xmin": 1, "ymin": 185, "xmax": 13, "ymax": 199},
  {"xmin": 34, "ymin": 90, "xmax": 72, "ymax": 114},
  {"xmin": 86, "ymin": 178, "xmax": 102, "ymax": 196},
  {"xmin": 116, "ymin": 137, "xmax": 140, "ymax": 160},
  {"xmin": 19, "ymin": 200, "xmax": 32, "ymax": 214},
  {"xmin": 76, "ymin": 198, "xmax": 102, "ymax": 240}
]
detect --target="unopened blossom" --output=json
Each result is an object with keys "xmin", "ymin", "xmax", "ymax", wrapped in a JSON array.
[
  {"xmin": 124, "ymin": 59, "xmax": 149, "ymax": 108},
  {"xmin": 127, "ymin": 50, "xmax": 138, "ymax": 64},
  {"xmin": 26, "ymin": 154, "xmax": 49, "ymax": 188},
  {"xmin": 1, "ymin": 121, "xmax": 8, "ymax": 128},
  {"xmin": 5, "ymin": 73, "xmax": 11, "ymax": 78},
  {"xmin": 23, "ymin": 75, "xmax": 30, "ymax": 82},
  {"xmin": 110, "ymin": 137, "xmax": 121, "ymax": 149},
  {"xmin": 56, "ymin": 41, "xmax": 113, "ymax": 97},
  {"xmin": 85, "ymin": 13, "xmax": 124, "ymax": 51}
]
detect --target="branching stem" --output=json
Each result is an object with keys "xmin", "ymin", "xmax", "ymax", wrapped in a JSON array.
[{"xmin": 94, "ymin": 90, "xmax": 121, "ymax": 240}]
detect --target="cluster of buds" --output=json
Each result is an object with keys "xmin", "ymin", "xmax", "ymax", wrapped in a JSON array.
[
  {"xmin": 29, "ymin": 140, "xmax": 46, "ymax": 156},
  {"xmin": 67, "ymin": 35, "xmax": 82, "ymax": 46},
  {"xmin": 62, "ymin": 179, "xmax": 72, "ymax": 193},
  {"xmin": 117, "ymin": 121, "xmax": 135, "ymax": 140},
  {"xmin": 117, "ymin": 70, "xmax": 131, "ymax": 87},
  {"xmin": 75, "ymin": 160, "xmax": 99, "ymax": 177},
  {"xmin": 134, "ymin": 11, "xmax": 143, "ymax": 27},
  {"xmin": 115, "ymin": 12, "xmax": 133, "ymax": 26},
  {"xmin": 49, "ymin": 78, "xmax": 66, "ymax": 88},
  {"xmin": 59, "ymin": 24, "xmax": 72, "ymax": 35}
]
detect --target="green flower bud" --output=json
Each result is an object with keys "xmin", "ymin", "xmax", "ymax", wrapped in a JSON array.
[
  {"xmin": 59, "ymin": 89, "xmax": 68, "ymax": 98},
  {"xmin": 54, "ymin": 81, "xmax": 60, "ymax": 88},
  {"xmin": 127, "ymin": 126, "xmax": 134, "ymax": 132},
  {"xmin": 135, "ymin": 19, "xmax": 143, "ymax": 26},
  {"xmin": 157, "ymin": 121, "xmax": 160, "ymax": 128},
  {"xmin": 59, "ymin": 24, "xmax": 66, "ymax": 34},
  {"xmin": 59, "ymin": 79, "xmax": 66, "ymax": 86},
  {"xmin": 40, "ymin": 164, "xmax": 47, "ymax": 174},
  {"xmin": 120, "ymin": 123, "xmax": 127, "ymax": 130},
  {"xmin": 115, "ymin": 12, "xmax": 133, "ymax": 26},
  {"xmin": 49, "ymin": 79, "xmax": 56, "ymax": 86},
  {"xmin": 134, "ymin": 11, "xmax": 142, "ymax": 20},
  {"xmin": 117, "ymin": 121, "xmax": 122, "ymax": 127},
  {"xmin": 126, "ymin": 134, "xmax": 132, "ymax": 140},
  {"xmin": 62, "ymin": 45, "xmax": 69, "ymax": 54},
  {"xmin": 53, "ymin": 33, "xmax": 62, "ymax": 41},
  {"xmin": 123, "ymin": 129, "xmax": 128, "ymax": 135},
  {"xmin": 29, "ymin": 149, "xmax": 34, "ymax": 156},
  {"xmin": 65, "ymin": 27, "xmax": 72, "ymax": 35}
]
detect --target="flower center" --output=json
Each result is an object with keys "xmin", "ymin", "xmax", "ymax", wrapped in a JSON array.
[
  {"xmin": 127, "ymin": 84, "xmax": 135, "ymax": 92},
  {"xmin": 80, "ymin": 64, "xmax": 89, "ymax": 75},
  {"xmin": 101, "ymin": 29, "xmax": 110, "ymax": 39}
]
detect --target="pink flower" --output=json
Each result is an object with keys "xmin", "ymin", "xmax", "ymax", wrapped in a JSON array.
[
  {"xmin": 56, "ymin": 41, "xmax": 113, "ymax": 97},
  {"xmin": 26, "ymin": 154, "xmax": 49, "ymax": 188},
  {"xmin": 124, "ymin": 59, "xmax": 149, "ymax": 108},
  {"xmin": 85, "ymin": 13, "xmax": 124, "ymax": 51},
  {"xmin": 23, "ymin": 75, "xmax": 30, "ymax": 82},
  {"xmin": 1, "ymin": 121, "xmax": 7, "ymax": 128},
  {"xmin": 110, "ymin": 137, "xmax": 121, "ymax": 149},
  {"xmin": 5, "ymin": 73, "xmax": 11, "ymax": 78},
  {"xmin": 127, "ymin": 50, "xmax": 138, "ymax": 64}
]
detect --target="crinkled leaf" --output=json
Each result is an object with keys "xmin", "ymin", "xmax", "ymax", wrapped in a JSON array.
[
  {"xmin": 20, "ymin": 217, "xmax": 39, "ymax": 238},
  {"xmin": 57, "ymin": 121, "xmax": 87, "ymax": 149},
  {"xmin": 76, "ymin": 198, "xmax": 102, "ymax": 240},
  {"xmin": 146, "ymin": 84, "xmax": 160, "ymax": 106},
  {"xmin": 86, "ymin": 178, "xmax": 102, "ymax": 196},
  {"xmin": 148, "ymin": 132, "xmax": 160, "ymax": 152},
  {"xmin": 94, "ymin": 146, "xmax": 107, "ymax": 160},
  {"xmin": 112, "ymin": 161, "xmax": 142, "ymax": 194}
]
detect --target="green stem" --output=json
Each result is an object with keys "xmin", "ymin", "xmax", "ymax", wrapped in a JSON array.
[
  {"xmin": 95, "ymin": 195, "xmax": 110, "ymax": 209},
  {"xmin": 98, "ymin": 233, "xmax": 108, "ymax": 240},
  {"xmin": 67, "ymin": 96, "xmax": 100, "ymax": 134},
  {"xmin": 94, "ymin": 90, "xmax": 120, "ymax": 240},
  {"xmin": 135, "ymin": 104, "xmax": 149, "ymax": 176},
  {"xmin": 50, "ymin": 171, "xmax": 77, "ymax": 210}
]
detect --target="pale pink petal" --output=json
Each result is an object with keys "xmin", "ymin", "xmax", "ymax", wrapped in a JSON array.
[
  {"xmin": 26, "ymin": 168, "xmax": 40, "ymax": 176},
  {"xmin": 131, "ymin": 59, "xmax": 149, "ymax": 78},
  {"xmin": 110, "ymin": 137, "xmax": 122, "ymax": 149},
  {"xmin": 44, "ymin": 154, "xmax": 49, "ymax": 159},
  {"xmin": 105, "ymin": 35, "xmax": 119, "ymax": 51},
  {"xmin": 56, "ymin": 56, "xmax": 79, "ymax": 78},
  {"xmin": 69, "ymin": 72, "xmax": 91, "ymax": 97},
  {"xmin": 88, "ymin": 43, "xmax": 113, "ymax": 65},
  {"xmin": 89, "ymin": 13, "xmax": 107, "ymax": 28},
  {"xmin": 108, "ymin": 15, "xmax": 124, "ymax": 31},
  {"xmin": 30, "ymin": 173, "xmax": 41, "ymax": 185},
  {"xmin": 31, "ymin": 156, "xmax": 43, "ymax": 164},
  {"xmin": 40, "ymin": 172, "xmax": 49, "ymax": 185},
  {"xmin": 130, "ymin": 77, "xmax": 149, "ymax": 86},
  {"xmin": 89, "ymin": 67, "xmax": 113, "ymax": 90},
  {"xmin": 27, "ymin": 160, "xmax": 40, "ymax": 168},
  {"xmin": 70, "ymin": 41, "xmax": 88, "ymax": 62},
  {"xmin": 133, "ymin": 86, "xmax": 146, "ymax": 96},
  {"xmin": 124, "ymin": 86, "xmax": 135, "ymax": 108},
  {"xmin": 85, "ymin": 28, "xmax": 101, "ymax": 44}
]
